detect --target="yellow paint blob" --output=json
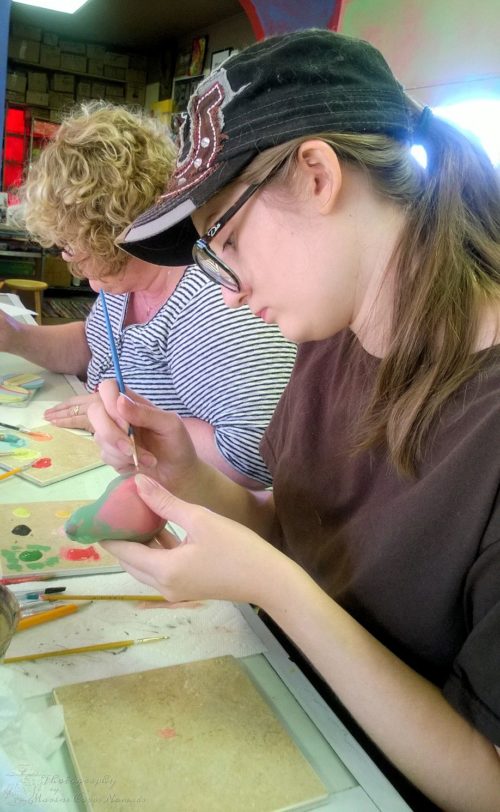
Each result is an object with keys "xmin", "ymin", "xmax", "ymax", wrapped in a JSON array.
[
  {"xmin": 55, "ymin": 510, "xmax": 72, "ymax": 519},
  {"xmin": 12, "ymin": 507, "xmax": 31, "ymax": 518}
]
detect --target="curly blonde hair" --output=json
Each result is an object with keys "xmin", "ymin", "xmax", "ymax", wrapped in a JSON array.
[{"xmin": 22, "ymin": 102, "xmax": 177, "ymax": 276}]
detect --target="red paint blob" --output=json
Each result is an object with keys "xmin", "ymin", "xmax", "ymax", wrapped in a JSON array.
[
  {"xmin": 61, "ymin": 545, "xmax": 100, "ymax": 561},
  {"xmin": 32, "ymin": 457, "xmax": 52, "ymax": 468},
  {"xmin": 158, "ymin": 727, "xmax": 176, "ymax": 739}
]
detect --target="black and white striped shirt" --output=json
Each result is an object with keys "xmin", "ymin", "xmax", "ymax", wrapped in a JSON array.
[{"xmin": 85, "ymin": 266, "xmax": 296, "ymax": 484}]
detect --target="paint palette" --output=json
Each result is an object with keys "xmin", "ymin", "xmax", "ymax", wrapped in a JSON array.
[
  {"xmin": 1, "ymin": 501, "xmax": 120, "ymax": 577},
  {"xmin": 0, "ymin": 424, "xmax": 105, "ymax": 486}
]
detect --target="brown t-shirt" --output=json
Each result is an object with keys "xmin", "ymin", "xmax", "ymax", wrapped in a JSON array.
[{"xmin": 261, "ymin": 329, "xmax": 500, "ymax": 744}]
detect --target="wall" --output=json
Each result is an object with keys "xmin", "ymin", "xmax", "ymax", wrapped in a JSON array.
[
  {"xmin": 339, "ymin": 0, "xmax": 500, "ymax": 105},
  {"xmin": 177, "ymin": 11, "xmax": 254, "ymax": 75}
]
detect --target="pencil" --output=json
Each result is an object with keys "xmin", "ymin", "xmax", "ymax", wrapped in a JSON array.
[
  {"xmin": 99, "ymin": 289, "xmax": 139, "ymax": 468},
  {"xmin": 42, "ymin": 594, "xmax": 166, "ymax": 602},
  {"xmin": 16, "ymin": 603, "xmax": 81, "ymax": 631},
  {"xmin": 3, "ymin": 635, "xmax": 168, "ymax": 663}
]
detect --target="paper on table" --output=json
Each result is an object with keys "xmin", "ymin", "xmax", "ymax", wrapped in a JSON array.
[
  {"xmin": 4, "ymin": 572, "xmax": 268, "ymax": 688},
  {"xmin": 0, "ymin": 303, "xmax": 37, "ymax": 318}
]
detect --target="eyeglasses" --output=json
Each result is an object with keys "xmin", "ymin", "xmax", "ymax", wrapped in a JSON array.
[{"xmin": 192, "ymin": 177, "xmax": 269, "ymax": 293}]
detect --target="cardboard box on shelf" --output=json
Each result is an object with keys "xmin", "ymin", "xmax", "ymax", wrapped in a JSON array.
[
  {"xmin": 39, "ymin": 44, "xmax": 60, "ymax": 69},
  {"xmin": 26, "ymin": 90, "xmax": 50, "ymax": 107},
  {"xmin": 43, "ymin": 31, "xmax": 59, "ymax": 47},
  {"xmin": 76, "ymin": 81, "xmax": 92, "ymax": 98},
  {"xmin": 49, "ymin": 90, "xmax": 75, "ymax": 110},
  {"xmin": 126, "ymin": 68, "xmax": 147, "ymax": 84},
  {"xmin": 51, "ymin": 73, "xmax": 75, "ymax": 93},
  {"xmin": 9, "ymin": 38, "xmax": 41, "ymax": 64},
  {"xmin": 7, "ymin": 72, "xmax": 27, "ymax": 94},
  {"xmin": 91, "ymin": 82, "xmax": 106, "ymax": 99},
  {"xmin": 125, "ymin": 83, "xmax": 146, "ymax": 106},
  {"xmin": 30, "ymin": 107, "xmax": 51, "ymax": 120},
  {"xmin": 49, "ymin": 109, "xmax": 64, "ymax": 124},
  {"xmin": 86, "ymin": 43, "xmax": 106, "ymax": 58},
  {"xmin": 6, "ymin": 90, "xmax": 26, "ymax": 104},
  {"xmin": 60, "ymin": 52, "xmax": 87, "ymax": 74},
  {"xmin": 12, "ymin": 22, "xmax": 42, "ymax": 42},
  {"xmin": 28, "ymin": 71, "xmax": 48, "ymax": 92},
  {"xmin": 59, "ymin": 39, "xmax": 86, "ymax": 55},
  {"xmin": 105, "ymin": 84, "xmax": 124, "ymax": 99},
  {"xmin": 104, "ymin": 64, "xmax": 126, "ymax": 81},
  {"xmin": 104, "ymin": 51, "xmax": 129, "ymax": 69},
  {"xmin": 87, "ymin": 58, "xmax": 105, "ymax": 77}
]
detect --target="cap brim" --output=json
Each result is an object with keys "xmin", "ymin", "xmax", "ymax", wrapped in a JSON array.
[{"xmin": 118, "ymin": 211, "xmax": 198, "ymax": 267}]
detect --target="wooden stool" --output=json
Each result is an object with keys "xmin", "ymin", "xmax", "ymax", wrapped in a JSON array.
[{"xmin": 4, "ymin": 278, "xmax": 48, "ymax": 324}]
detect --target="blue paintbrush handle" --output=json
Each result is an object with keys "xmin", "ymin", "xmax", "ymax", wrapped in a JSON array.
[{"xmin": 99, "ymin": 290, "xmax": 125, "ymax": 393}]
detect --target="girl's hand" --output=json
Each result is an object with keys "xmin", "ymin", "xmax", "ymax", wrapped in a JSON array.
[
  {"xmin": 44, "ymin": 393, "xmax": 98, "ymax": 433},
  {"xmin": 88, "ymin": 380, "xmax": 201, "ymax": 495},
  {"xmin": 100, "ymin": 474, "xmax": 290, "ymax": 607}
]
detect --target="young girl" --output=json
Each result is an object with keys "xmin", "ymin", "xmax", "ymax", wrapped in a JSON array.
[{"xmin": 88, "ymin": 30, "xmax": 500, "ymax": 809}]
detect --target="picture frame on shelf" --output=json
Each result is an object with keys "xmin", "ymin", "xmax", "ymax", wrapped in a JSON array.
[
  {"xmin": 210, "ymin": 48, "xmax": 233, "ymax": 72},
  {"xmin": 189, "ymin": 35, "xmax": 208, "ymax": 77},
  {"xmin": 174, "ymin": 49, "xmax": 191, "ymax": 78}
]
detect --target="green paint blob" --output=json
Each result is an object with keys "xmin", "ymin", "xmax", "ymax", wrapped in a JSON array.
[
  {"xmin": 1, "ymin": 550, "xmax": 19, "ymax": 561},
  {"xmin": 19, "ymin": 550, "xmax": 43, "ymax": 562},
  {"xmin": 26, "ymin": 543, "xmax": 51, "ymax": 551},
  {"xmin": 26, "ymin": 562, "xmax": 45, "ymax": 570},
  {"xmin": 6, "ymin": 563, "xmax": 22, "ymax": 572},
  {"xmin": 45, "ymin": 557, "xmax": 60, "ymax": 566}
]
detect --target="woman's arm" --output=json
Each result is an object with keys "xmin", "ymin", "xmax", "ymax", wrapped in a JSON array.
[
  {"xmin": 0, "ymin": 313, "xmax": 91, "ymax": 377},
  {"xmin": 182, "ymin": 416, "xmax": 268, "ymax": 489},
  {"xmin": 102, "ymin": 479, "xmax": 500, "ymax": 812},
  {"xmin": 269, "ymin": 568, "xmax": 500, "ymax": 812}
]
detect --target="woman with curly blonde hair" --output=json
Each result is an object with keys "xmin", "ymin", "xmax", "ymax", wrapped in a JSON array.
[{"xmin": 0, "ymin": 102, "xmax": 296, "ymax": 487}]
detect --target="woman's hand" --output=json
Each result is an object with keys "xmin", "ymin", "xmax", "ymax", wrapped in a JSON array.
[
  {"xmin": 88, "ymin": 380, "xmax": 202, "ymax": 496},
  {"xmin": 0, "ymin": 309, "xmax": 20, "ymax": 352},
  {"xmin": 100, "ymin": 474, "xmax": 290, "ymax": 606},
  {"xmin": 44, "ymin": 393, "xmax": 99, "ymax": 433}
]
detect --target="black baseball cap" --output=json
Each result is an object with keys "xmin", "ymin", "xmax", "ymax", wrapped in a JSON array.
[{"xmin": 118, "ymin": 29, "xmax": 412, "ymax": 266}]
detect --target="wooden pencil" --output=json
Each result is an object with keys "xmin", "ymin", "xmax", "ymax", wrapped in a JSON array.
[{"xmin": 16, "ymin": 603, "xmax": 80, "ymax": 631}]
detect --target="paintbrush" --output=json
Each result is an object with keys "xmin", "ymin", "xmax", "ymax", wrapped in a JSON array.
[
  {"xmin": 3, "ymin": 635, "xmax": 168, "ymax": 663},
  {"xmin": 0, "ymin": 459, "xmax": 40, "ymax": 481},
  {"xmin": 99, "ymin": 290, "xmax": 139, "ymax": 468},
  {"xmin": 42, "ymin": 593, "xmax": 166, "ymax": 602},
  {"xmin": 0, "ymin": 421, "xmax": 51, "ymax": 440}
]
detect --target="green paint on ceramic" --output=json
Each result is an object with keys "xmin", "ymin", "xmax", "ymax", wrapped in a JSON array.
[
  {"xmin": 26, "ymin": 543, "xmax": 51, "ymax": 551},
  {"xmin": 19, "ymin": 550, "xmax": 43, "ymax": 562},
  {"xmin": 6, "ymin": 562, "xmax": 22, "ymax": 572},
  {"xmin": 1, "ymin": 550, "xmax": 19, "ymax": 561},
  {"xmin": 26, "ymin": 562, "xmax": 44, "ymax": 570},
  {"xmin": 65, "ymin": 474, "xmax": 164, "ymax": 545},
  {"xmin": 45, "ymin": 557, "xmax": 60, "ymax": 566}
]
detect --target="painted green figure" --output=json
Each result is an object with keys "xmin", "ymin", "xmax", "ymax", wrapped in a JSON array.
[{"xmin": 65, "ymin": 475, "xmax": 165, "ymax": 545}]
